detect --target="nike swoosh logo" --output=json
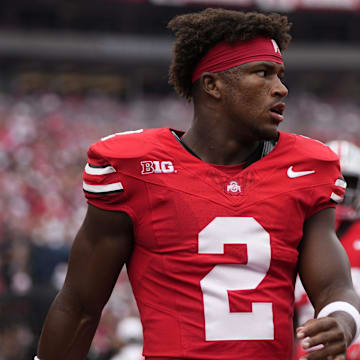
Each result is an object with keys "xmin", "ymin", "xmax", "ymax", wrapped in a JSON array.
[{"xmin": 287, "ymin": 166, "xmax": 315, "ymax": 178}]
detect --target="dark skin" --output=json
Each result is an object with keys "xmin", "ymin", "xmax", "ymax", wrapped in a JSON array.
[
  {"xmin": 182, "ymin": 61, "xmax": 287, "ymax": 165},
  {"xmin": 37, "ymin": 205, "xmax": 133, "ymax": 359},
  {"xmin": 37, "ymin": 61, "xmax": 360, "ymax": 359},
  {"xmin": 297, "ymin": 208, "xmax": 358, "ymax": 360}
]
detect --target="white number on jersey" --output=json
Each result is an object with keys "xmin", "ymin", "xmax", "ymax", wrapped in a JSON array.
[{"xmin": 199, "ymin": 217, "xmax": 274, "ymax": 341}]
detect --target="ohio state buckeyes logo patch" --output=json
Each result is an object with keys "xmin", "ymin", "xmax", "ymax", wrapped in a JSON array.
[{"xmin": 226, "ymin": 180, "xmax": 242, "ymax": 196}]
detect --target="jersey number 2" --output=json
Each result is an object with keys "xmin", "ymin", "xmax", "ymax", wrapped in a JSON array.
[{"xmin": 199, "ymin": 217, "xmax": 274, "ymax": 341}]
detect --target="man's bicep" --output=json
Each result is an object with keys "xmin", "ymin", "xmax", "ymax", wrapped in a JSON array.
[
  {"xmin": 61, "ymin": 204, "xmax": 134, "ymax": 314},
  {"xmin": 298, "ymin": 207, "xmax": 353, "ymax": 313}
]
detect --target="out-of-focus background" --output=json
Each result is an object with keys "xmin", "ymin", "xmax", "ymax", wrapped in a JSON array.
[{"xmin": 0, "ymin": 1, "xmax": 359, "ymax": 359}]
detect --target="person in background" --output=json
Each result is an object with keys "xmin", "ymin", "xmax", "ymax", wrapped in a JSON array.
[
  {"xmin": 110, "ymin": 317, "xmax": 144, "ymax": 360},
  {"xmin": 295, "ymin": 140, "xmax": 360, "ymax": 360},
  {"xmin": 35, "ymin": 8, "xmax": 360, "ymax": 360}
]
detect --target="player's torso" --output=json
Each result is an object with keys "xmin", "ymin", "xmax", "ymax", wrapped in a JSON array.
[{"xmin": 115, "ymin": 129, "xmax": 336, "ymax": 360}]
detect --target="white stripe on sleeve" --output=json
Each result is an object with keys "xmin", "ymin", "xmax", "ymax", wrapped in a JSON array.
[
  {"xmin": 330, "ymin": 192, "xmax": 343, "ymax": 203},
  {"xmin": 335, "ymin": 178, "xmax": 347, "ymax": 189},
  {"xmin": 85, "ymin": 163, "xmax": 116, "ymax": 176},
  {"xmin": 83, "ymin": 181, "xmax": 123, "ymax": 193}
]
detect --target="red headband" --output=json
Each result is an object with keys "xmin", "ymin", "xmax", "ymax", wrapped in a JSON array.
[{"xmin": 192, "ymin": 37, "xmax": 283, "ymax": 83}]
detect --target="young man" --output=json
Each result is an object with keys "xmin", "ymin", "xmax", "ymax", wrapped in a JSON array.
[
  {"xmin": 36, "ymin": 8, "xmax": 360, "ymax": 360},
  {"xmin": 295, "ymin": 140, "xmax": 360, "ymax": 360}
]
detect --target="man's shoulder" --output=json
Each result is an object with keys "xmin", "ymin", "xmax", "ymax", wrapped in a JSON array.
[
  {"xmin": 280, "ymin": 132, "xmax": 339, "ymax": 163},
  {"xmin": 88, "ymin": 128, "xmax": 169, "ymax": 161}
]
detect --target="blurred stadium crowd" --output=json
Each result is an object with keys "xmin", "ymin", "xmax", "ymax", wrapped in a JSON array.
[
  {"xmin": 0, "ymin": 92, "xmax": 192, "ymax": 360},
  {"xmin": 0, "ymin": 1, "xmax": 360, "ymax": 359},
  {"xmin": 0, "ymin": 90, "xmax": 359, "ymax": 359}
]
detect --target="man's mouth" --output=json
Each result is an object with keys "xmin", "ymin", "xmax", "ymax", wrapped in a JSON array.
[{"xmin": 270, "ymin": 103, "xmax": 285, "ymax": 115}]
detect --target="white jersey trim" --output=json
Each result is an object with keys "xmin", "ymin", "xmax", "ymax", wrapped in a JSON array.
[
  {"xmin": 101, "ymin": 129, "xmax": 143, "ymax": 141},
  {"xmin": 330, "ymin": 192, "xmax": 343, "ymax": 203},
  {"xmin": 335, "ymin": 178, "xmax": 347, "ymax": 189},
  {"xmin": 85, "ymin": 163, "xmax": 116, "ymax": 176},
  {"xmin": 83, "ymin": 181, "xmax": 123, "ymax": 193}
]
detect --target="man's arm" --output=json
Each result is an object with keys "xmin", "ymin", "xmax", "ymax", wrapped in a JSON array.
[
  {"xmin": 36, "ymin": 204, "xmax": 134, "ymax": 360},
  {"xmin": 297, "ymin": 207, "xmax": 360, "ymax": 360}
]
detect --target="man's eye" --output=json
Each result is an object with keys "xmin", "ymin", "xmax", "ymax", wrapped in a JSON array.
[{"xmin": 256, "ymin": 70, "xmax": 266, "ymax": 77}]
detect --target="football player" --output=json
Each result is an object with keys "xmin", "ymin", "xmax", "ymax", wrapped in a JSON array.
[{"xmin": 35, "ymin": 9, "xmax": 360, "ymax": 360}]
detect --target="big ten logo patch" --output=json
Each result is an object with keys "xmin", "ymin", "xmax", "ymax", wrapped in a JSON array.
[{"xmin": 141, "ymin": 160, "xmax": 176, "ymax": 175}]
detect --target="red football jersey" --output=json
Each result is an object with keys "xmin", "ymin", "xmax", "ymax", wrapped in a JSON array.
[{"xmin": 83, "ymin": 128, "xmax": 343, "ymax": 360}]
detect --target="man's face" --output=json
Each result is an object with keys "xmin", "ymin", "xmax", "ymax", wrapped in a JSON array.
[{"xmin": 219, "ymin": 61, "xmax": 288, "ymax": 141}]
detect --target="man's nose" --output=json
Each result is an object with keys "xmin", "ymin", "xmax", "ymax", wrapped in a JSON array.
[{"xmin": 272, "ymin": 78, "xmax": 288, "ymax": 98}]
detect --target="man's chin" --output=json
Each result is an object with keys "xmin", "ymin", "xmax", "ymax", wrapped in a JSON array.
[{"xmin": 253, "ymin": 126, "xmax": 279, "ymax": 142}]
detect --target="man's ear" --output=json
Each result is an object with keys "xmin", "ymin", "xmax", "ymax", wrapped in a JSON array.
[{"xmin": 200, "ymin": 73, "xmax": 222, "ymax": 100}]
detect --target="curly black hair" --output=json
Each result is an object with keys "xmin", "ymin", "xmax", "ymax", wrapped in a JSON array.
[{"xmin": 168, "ymin": 8, "xmax": 292, "ymax": 101}]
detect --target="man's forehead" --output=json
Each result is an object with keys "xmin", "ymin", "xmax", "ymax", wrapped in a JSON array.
[
  {"xmin": 240, "ymin": 61, "xmax": 285, "ymax": 69},
  {"xmin": 240, "ymin": 60, "xmax": 284, "ymax": 67}
]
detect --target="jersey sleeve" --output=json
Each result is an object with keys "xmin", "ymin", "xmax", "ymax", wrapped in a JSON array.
[
  {"xmin": 306, "ymin": 157, "xmax": 346, "ymax": 219},
  {"xmin": 291, "ymin": 135, "xmax": 347, "ymax": 219},
  {"xmin": 82, "ymin": 141, "xmax": 136, "ymax": 219}
]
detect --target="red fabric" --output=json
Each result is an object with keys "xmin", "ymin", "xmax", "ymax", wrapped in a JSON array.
[
  {"xmin": 84, "ymin": 129, "xmax": 341, "ymax": 360},
  {"xmin": 192, "ymin": 36, "xmax": 283, "ymax": 83}
]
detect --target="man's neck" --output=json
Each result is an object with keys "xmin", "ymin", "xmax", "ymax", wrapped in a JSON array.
[{"xmin": 180, "ymin": 125, "xmax": 262, "ymax": 166}]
